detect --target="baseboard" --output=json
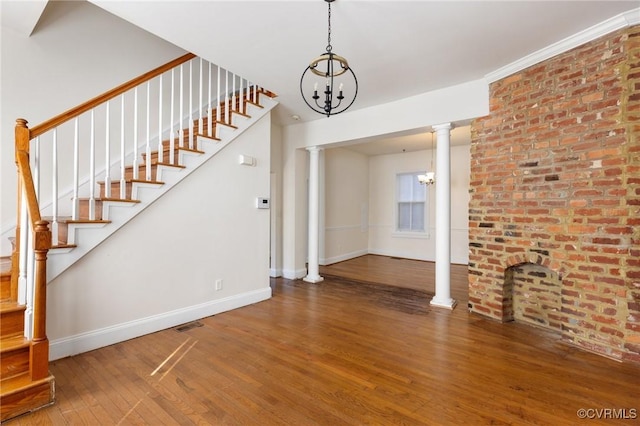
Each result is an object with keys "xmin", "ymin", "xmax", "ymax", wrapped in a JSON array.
[
  {"xmin": 281, "ymin": 268, "xmax": 307, "ymax": 280},
  {"xmin": 49, "ymin": 287, "xmax": 272, "ymax": 361},
  {"xmin": 320, "ymin": 249, "xmax": 368, "ymax": 266},
  {"xmin": 269, "ymin": 268, "xmax": 282, "ymax": 278},
  {"xmin": 367, "ymin": 248, "xmax": 468, "ymax": 265}
]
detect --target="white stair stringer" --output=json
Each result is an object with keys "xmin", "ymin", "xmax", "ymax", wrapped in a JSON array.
[{"xmin": 47, "ymin": 97, "xmax": 277, "ymax": 282}]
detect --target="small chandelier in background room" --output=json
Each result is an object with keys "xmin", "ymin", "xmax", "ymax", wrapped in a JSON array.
[
  {"xmin": 300, "ymin": 0, "xmax": 358, "ymax": 117},
  {"xmin": 418, "ymin": 131, "xmax": 436, "ymax": 185}
]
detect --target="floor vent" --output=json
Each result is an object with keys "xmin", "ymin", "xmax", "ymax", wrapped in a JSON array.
[{"xmin": 174, "ymin": 321, "xmax": 204, "ymax": 332}]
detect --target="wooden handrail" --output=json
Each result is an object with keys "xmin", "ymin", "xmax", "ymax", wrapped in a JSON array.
[
  {"xmin": 30, "ymin": 53, "xmax": 196, "ymax": 139},
  {"xmin": 16, "ymin": 151, "xmax": 42, "ymax": 224},
  {"xmin": 16, "ymin": 144, "xmax": 51, "ymax": 381}
]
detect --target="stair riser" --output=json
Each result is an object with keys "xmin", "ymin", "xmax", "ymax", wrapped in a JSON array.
[
  {"xmin": 99, "ymin": 182, "xmax": 133, "ymax": 200},
  {"xmin": 54, "ymin": 222, "xmax": 69, "ymax": 246},
  {"xmin": 154, "ymin": 145, "xmax": 198, "ymax": 159},
  {"xmin": 77, "ymin": 200, "xmax": 104, "ymax": 221},
  {"xmin": 123, "ymin": 164, "xmax": 158, "ymax": 181},
  {"xmin": 0, "ymin": 308, "xmax": 25, "ymax": 339},
  {"xmin": 1, "ymin": 274, "xmax": 11, "ymax": 300},
  {"xmin": 0, "ymin": 346, "xmax": 29, "ymax": 379},
  {"xmin": 0, "ymin": 377, "xmax": 55, "ymax": 422}
]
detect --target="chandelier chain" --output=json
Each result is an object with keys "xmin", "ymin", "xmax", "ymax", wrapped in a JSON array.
[{"xmin": 326, "ymin": 1, "xmax": 332, "ymax": 52}]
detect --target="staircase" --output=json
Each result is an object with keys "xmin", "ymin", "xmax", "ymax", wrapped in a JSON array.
[
  {"xmin": 0, "ymin": 255, "xmax": 55, "ymax": 421},
  {"xmin": 0, "ymin": 53, "xmax": 276, "ymax": 422}
]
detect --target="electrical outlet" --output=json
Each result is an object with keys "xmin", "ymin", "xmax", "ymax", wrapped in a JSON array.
[{"xmin": 215, "ymin": 279, "xmax": 223, "ymax": 291}]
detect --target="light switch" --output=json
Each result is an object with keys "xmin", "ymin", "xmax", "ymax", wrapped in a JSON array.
[{"xmin": 257, "ymin": 198, "xmax": 270, "ymax": 209}]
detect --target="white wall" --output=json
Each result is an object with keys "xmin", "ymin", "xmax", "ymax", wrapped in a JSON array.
[
  {"xmin": 0, "ymin": 0, "xmax": 186, "ymax": 250},
  {"xmin": 48, "ymin": 114, "xmax": 272, "ymax": 360},
  {"xmin": 270, "ymin": 123, "xmax": 283, "ymax": 277},
  {"xmin": 368, "ymin": 144, "xmax": 470, "ymax": 264},
  {"xmin": 322, "ymin": 147, "xmax": 369, "ymax": 264},
  {"xmin": 322, "ymin": 143, "xmax": 470, "ymax": 266}
]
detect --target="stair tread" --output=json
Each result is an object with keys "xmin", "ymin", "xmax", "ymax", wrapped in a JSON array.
[
  {"xmin": 51, "ymin": 244, "xmax": 77, "ymax": 250},
  {"xmin": 214, "ymin": 120, "xmax": 238, "ymax": 130},
  {"xmin": 156, "ymin": 142, "xmax": 205, "ymax": 151},
  {"xmin": 197, "ymin": 133, "xmax": 221, "ymax": 142},
  {"xmin": 0, "ymin": 335, "xmax": 29, "ymax": 352},
  {"xmin": 0, "ymin": 372, "xmax": 54, "ymax": 396},
  {"xmin": 98, "ymin": 178, "xmax": 165, "ymax": 185},
  {"xmin": 42, "ymin": 216, "xmax": 111, "ymax": 225},
  {"xmin": 78, "ymin": 197, "xmax": 141, "ymax": 203},
  {"xmin": 156, "ymin": 162, "xmax": 187, "ymax": 169},
  {"xmin": 0, "ymin": 300, "xmax": 24, "ymax": 311},
  {"xmin": 151, "ymin": 146, "xmax": 205, "ymax": 155}
]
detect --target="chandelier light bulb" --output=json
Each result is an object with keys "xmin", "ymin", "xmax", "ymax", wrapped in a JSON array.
[{"xmin": 419, "ymin": 131, "xmax": 436, "ymax": 185}]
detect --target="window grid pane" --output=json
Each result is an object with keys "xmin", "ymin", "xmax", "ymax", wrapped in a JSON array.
[{"xmin": 396, "ymin": 172, "xmax": 428, "ymax": 232}]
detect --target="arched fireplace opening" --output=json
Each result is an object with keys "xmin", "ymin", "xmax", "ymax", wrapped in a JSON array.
[{"xmin": 504, "ymin": 263, "xmax": 562, "ymax": 332}]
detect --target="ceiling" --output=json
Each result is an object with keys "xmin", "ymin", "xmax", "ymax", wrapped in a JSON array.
[{"xmin": 9, "ymin": 1, "xmax": 640, "ymax": 155}]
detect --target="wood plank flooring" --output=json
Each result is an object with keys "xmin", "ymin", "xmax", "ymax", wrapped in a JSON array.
[{"xmin": 7, "ymin": 255, "xmax": 640, "ymax": 425}]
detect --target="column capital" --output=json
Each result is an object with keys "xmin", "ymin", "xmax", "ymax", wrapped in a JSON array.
[
  {"xmin": 432, "ymin": 122, "xmax": 452, "ymax": 132},
  {"xmin": 306, "ymin": 146, "xmax": 323, "ymax": 153}
]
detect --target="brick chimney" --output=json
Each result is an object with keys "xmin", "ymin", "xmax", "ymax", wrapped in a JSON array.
[{"xmin": 469, "ymin": 26, "xmax": 640, "ymax": 362}]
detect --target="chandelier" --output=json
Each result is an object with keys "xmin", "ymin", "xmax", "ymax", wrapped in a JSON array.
[
  {"xmin": 300, "ymin": 0, "xmax": 358, "ymax": 117},
  {"xmin": 418, "ymin": 131, "xmax": 436, "ymax": 185}
]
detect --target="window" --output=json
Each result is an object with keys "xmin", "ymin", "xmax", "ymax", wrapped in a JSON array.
[{"xmin": 396, "ymin": 173, "xmax": 426, "ymax": 232}]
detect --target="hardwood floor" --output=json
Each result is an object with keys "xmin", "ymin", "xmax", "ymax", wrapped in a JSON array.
[
  {"xmin": 319, "ymin": 255, "xmax": 469, "ymax": 303},
  {"xmin": 8, "ymin": 255, "xmax": 639, "ymax": 425}
]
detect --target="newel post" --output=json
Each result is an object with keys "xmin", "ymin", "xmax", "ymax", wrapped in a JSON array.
[{"xmin": 30, "ymin": 219, "xmax": 51, "ymax": 380}]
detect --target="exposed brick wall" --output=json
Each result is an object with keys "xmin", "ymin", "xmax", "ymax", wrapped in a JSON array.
[{"xmin": 469, "ymin": 26, "xmax": 640, "ymax": 362}]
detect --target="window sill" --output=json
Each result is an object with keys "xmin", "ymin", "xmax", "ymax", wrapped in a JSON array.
[{"xmin": 392, "ymin": 231, "xmax": 431, "ymax": 239}]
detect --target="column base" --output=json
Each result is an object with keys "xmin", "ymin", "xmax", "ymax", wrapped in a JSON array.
[
  {"xmin": 303, "ymin": 275, "xmax": 324, "ymax": 284},
  {"xmin": 430, "ymin": 297, "xmax": 457, "ymax": 310}
]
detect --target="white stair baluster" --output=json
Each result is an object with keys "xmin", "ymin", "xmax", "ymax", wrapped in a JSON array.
[
  {"xmin": 120, "ymin": 94, "xmax": 126, "ymax": 199},
  {"xmin": 179, "ymin": 63, "xmax": 184, "ymax": 149},
  {"xmin": 72, "ymin": 120, "xmax": 79, "ymax": 219},
  {"xmin": 198, "ymin": 57, "xmax": 203, "ymax": 136},
  {"xmin": 104, "ymin": 102, "xmax": 111, "ymax": 199},
  {"xmin": 133, "ymin": 87, "xmax": 139, "ymax": 180},
  {"xmin": 170, "ymin": 68, "xmax": 175, "ymax": 165},
  {"xmin": 18, "ymin": 195, "xmax": 28, "ymax": 300},
  {"xmin": 208, "ymin": 61, "xmax": 212, "ymax": 138},
  {"xmin": 23, "ymin": 210, "xmax": 34, "ymax": 340},
  {"xmin": 225, "ymin": 69, "xmax": 229, "ymax": 124},
  {"xmin": 157, "ymin": 74, "xmax": 164, "ymax": 166},
  {"xmin": 146, "ymin": 81, "xmax": 151, "ymax": 181},
  {"xmin": 238, "ymin": 77, "xmax": 242, "ymax": 114},
  {"xmin": 51, "ymin": 129, "xmax": 59, "ymax": 238},
  {"xmin": 89, "ymin": 110, "xmax": 96, "ymax": 220},
  {"xmin": 232, "ymin": 72, "xmax": 236, "ymax": 118},
  {"xmin": 216, "ymin": 66, "xmax": 221, "ymax": 124},
  {"xmin": 189, "ymin": 60, "xmax": 194, "ymax": 150}
]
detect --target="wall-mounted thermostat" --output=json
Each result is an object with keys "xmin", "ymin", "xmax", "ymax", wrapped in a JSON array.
[
  {"xmin": 239, "ymin": 155, "xmax": 256, "ymax": 166},
  {"xmin": 256, "ymin": 197, "xmax": 270, "ymax": 209}
]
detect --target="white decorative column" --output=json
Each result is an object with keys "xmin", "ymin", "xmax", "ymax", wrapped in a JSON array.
[
  {"xmin": 431, "ymin": 123, "xmax": 456, "ymax": 309},
  {"xmin": 304, "ymin": 146, "xmax": 324, "ymax": 283}
]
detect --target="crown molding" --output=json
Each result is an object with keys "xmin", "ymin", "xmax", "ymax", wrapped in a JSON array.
[{"xmin": 486, "ymin": 7, "xmax": 640, "ymax": 84}]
